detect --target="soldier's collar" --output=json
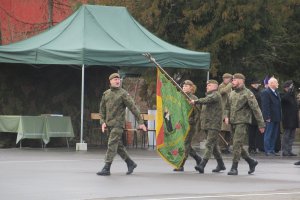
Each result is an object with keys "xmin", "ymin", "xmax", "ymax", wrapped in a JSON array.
[
  {"xmin": 234, "ymin": 85, "xmax": 245, "ymax": 92},
  {"xmin": 110, "ymin": 86, "xmax": 121, "ymax": 90}
]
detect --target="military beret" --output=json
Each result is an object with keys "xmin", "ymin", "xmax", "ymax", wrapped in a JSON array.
[
  {"xmin": 109, "ymin": 73, "xmax": 120, "ymax": 80},
  {"xmin": 222, "ymin": 73, "xmax": 232, "ymax": 78},
  {"xmin": 232, "ymin": 73, "xmax": 245, "ymax": 80},
  {"xmin": 183, "ymin": 80, "xmax": 194, "ymax": 86},
  {"xmin": 283, "ymin": 80, "xmax": 293, "ymax": 88},
  {"xmin": 207, "ymin": 79, "xmax": 219, "ymax": 85}
]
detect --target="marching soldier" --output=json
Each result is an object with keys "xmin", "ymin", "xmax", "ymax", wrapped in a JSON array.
[
  {"xmin": 174, "ymin": 80, "xmax": 202, "ymax": 171},
  {"xmin": 218, "ymin": 73, "xmax": 233, "ymax": 154},
  {"xmin": 224, "ymin": 73, "xmax": 265, "ymax": 175},
  {"xmin": 191, "ymin": 80, "xmax": 226, "ymax": 174},
  {"xmin": 97, "ymin": 73, "xmax": 147, "ymax": 176}
]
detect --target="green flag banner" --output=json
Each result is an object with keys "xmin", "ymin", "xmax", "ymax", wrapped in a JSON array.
[{"xmin": 156, "ymin": 68, "xmax": 193, "ymax": 169}]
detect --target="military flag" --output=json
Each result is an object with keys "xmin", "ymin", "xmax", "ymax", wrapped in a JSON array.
[{"xmin": 156, "ymin": 67, "xmax": 193, "ymax": 169}]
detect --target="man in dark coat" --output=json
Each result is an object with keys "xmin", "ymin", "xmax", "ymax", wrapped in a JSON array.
[
  {"xmin": 281, "ymin": 80, "xmax": 298, "ymax": 156},
  {"xmin": 261, "ymin": 77, "xmax": 281, "ymax": 156},
  {"xmin": 248, "ymin": 78, "xmax": 263, "ymax": 154}
]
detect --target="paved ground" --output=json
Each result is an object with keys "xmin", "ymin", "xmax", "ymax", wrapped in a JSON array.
[{"xmin": 0, "ymin": 147, "xmax": 300, "ymax": 200}]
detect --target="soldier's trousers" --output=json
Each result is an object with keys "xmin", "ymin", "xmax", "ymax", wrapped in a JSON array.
[
  {"xmin": 184, "ymin": 126, "xmax": 198, "ymax": 159},
  {"xmin": 203, "ymin": 129, "xmax": 222, "ymax": 160},
  {"xmin": 104, "ymin": 127, "xmax": 130, "ymax": 163},
  {"xmin": 232, "ymin": 124, "xmax": 251, "ymax": 162}
]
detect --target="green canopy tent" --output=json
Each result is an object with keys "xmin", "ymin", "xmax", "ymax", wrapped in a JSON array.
[{"xmin": 0, "ymin": 5, "xmax": 210, "ymax": 146}]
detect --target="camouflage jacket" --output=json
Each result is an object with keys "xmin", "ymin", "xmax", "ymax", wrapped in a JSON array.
[
  {"xmin": 187, "ymin": 93, "xmax": 200, "ymax": 125},
  {"xmin": 195, "ymin": 90, "xmax": 222, "ymax": 131},
  {"xmin": 218, "ymin": 82, "xmax": 232, "ymax": 108},
  {"xmin": 99, "ymin": 87, "xmax": 143, "ymax": 128},
  {"xmin": 224, "ymin": 85, "xmax": 265, "ymax": 128},
  {"xmin": 218, "ymin": 82, "xmax": 232, "ymax": 131}
]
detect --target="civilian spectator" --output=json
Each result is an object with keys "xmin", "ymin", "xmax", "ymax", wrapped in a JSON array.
[
  {"xmin": 261, "ymin": 77, "xmax": 281, "ymax": 156},
  {"xmin": 281, "ymin": 80, "xmax": 298, "ymax": 156}
]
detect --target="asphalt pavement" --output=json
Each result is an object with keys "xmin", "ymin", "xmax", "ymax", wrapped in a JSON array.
[{"xmin": 0, "ymin": 147, "xmax": 299, "ymax": 200}]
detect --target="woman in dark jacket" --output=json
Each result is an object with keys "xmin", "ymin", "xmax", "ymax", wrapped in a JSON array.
[{"xmin": 281, "ymin": 80, "xmax": 299, "ymax": 156}]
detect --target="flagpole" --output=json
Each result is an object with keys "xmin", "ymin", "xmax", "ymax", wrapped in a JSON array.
[{"xmin": 143, "ymin": 53, "xmax": 192, "ymax": 101}]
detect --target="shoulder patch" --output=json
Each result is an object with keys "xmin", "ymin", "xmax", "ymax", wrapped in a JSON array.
[
  {"xmin": 120, "ymin": 88, "xmax": 130, "ymax": 97},
  {"xmin": 246, "ymin": 92, "xmax": 255, "ymax": 98},
  {"xmin": 246, "ymin": 88, "xmax": 255, "ymax": 98}
]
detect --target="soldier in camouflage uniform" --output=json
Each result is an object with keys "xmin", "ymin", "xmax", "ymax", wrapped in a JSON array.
[
  {"xmin": 173, "ymin": 80, "xmax": 202, "ymax": 172},
  {"xmin": 97, "ymin": 73, "xmax": 147, "ymax": 176},
  {"xmin": 192, "ymin": 80, "xmax": 226, "ymax": 174},
  {"xmin": 218, "ymin": 73, "xmax": 233, "ymax": 154},
  {"xmin": 224, "ymin": 73, "xmax": 265, "ymax": 175}
]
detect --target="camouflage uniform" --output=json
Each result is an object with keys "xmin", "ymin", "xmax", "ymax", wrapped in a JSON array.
[
  {"xmin": 225, "ymin": 80, "xmax": 265, "ymax": 175},
  {"xmin": 219, "ymin": 81, "xmax": 232, "ymax": 131},
  {"xmin": 197, "ymin": 90, "xmax": 223, "ymax": 161},
  {"xmin": 181, "ymin": 93, "xmax": 202, "ymax": 167},
  {"xmin": 218, "ymin": 81, "xmax": 232, "ymax": 152},
  {"xmin": 99, "ymin": 87, "xmax": 143, "ymax": 163},
  {"xmin": 194, "ymin": 82, "xmax": 226, "ymax": 174},
  {"xmin": 174, "ymin": 80, "xmax": 202, "ymax": 171}
]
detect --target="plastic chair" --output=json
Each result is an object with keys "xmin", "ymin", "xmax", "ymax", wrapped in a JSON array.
[
  {"xmin": 141, "ymin": 113, "xmax": 156, "ymax": 149},
  {"xmin": 90, "ymin": 113, "xmax": 107, "ymax": 146}
]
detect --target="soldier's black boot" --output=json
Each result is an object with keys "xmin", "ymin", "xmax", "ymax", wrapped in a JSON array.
[
  {"xmin": 212, "ymin": 159, "xmax": 226, "ymax": 172},
  {"xmin": 173, "ymin": 158, "xmax": 186, "ymax": 172},
  {"xmin": 96, "ymin": 162, "xmax": 111, "ymax": 176},
  {"xmin": 245, "ymin": 157, "xmax": 258, "ymax": 174},
  {"xmin": 190, "ymin": 153, "xmax": 202, "ymax": 166},
  {"xmin": 195, "ymin": 159, "xmax": 208, "ymax": 174},
  {"xmin": 125, "ymin": 158, "xmax": 137, "ymax": 175},
  {"xmin": 173, "ymin": 166, "xmax": 184, "ymax": 171},
  {"xmin": 227, "ymin": 162, "xmax": 238, "ymax": 175}
]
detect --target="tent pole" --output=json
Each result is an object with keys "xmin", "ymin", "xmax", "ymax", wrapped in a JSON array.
[
  {"xmin": 76, "ymin": 64, "xmax": 87, "ymax": 150},
  {"xmin": 80, "ymin": 64, "xmax": 85, "ymax": 143},
  {"xmin": 207, "ymin": 71, "xmax": 210, "ymax": 81}
]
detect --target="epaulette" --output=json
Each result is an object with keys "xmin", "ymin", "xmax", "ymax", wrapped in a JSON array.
[{"xmin": 103, "ymin": 89, "xmax": 111, "ymax": 95}]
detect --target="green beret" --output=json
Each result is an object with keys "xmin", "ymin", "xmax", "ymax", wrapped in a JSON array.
[
  {"xmin": 183, "ymin": 80, "xmax": 194, "ymax": 86},
  {"xmin": 109, "ymin": 73, "xmax": 120, "ymax": 80},
  {"xmin": 222, "ymin": 73, "xmax": 232, "ymax": 78},
  {"xmin": 207, "ymin": 79, "xmax": 219, "ymax": 85},
  {"xmin": 233, "ymin": 73, "xmax": 245, "ymax": 80}
]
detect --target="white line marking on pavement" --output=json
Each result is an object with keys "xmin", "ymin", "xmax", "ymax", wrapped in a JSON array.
[
  {"xmin": 145, "ymin": 191, "xmax": 300, "ymax": 200},
  {"xmin": 0, "ymin": 159, "xmax": 99, "ymax": 163},
  {"xmin": 0, "ymin": 157, "xmax": 160, "ymax": 164}
]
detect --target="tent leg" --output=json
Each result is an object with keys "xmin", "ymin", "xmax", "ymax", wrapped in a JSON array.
[
  {"xmin": 207, "ymin": 71, "xmax": 210, "ymax": 81},
  {"xmin": 76, "ymin": 64, "xmax": 87, "ymax": 151}
]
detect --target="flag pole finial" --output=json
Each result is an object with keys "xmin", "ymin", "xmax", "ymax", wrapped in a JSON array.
[{"xmin": 143, "ymin": 53, "xmax": 192, "ymax": 101}]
